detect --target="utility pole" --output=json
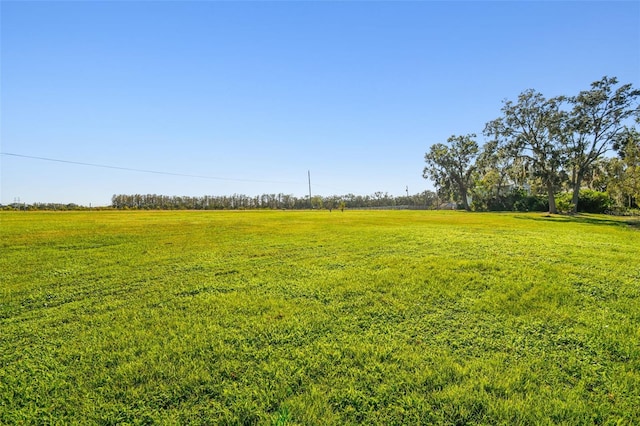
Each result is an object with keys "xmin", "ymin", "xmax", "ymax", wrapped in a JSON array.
[{"xmin": 308, "ymin": 170, "xmax": 312, "ymax": 208}]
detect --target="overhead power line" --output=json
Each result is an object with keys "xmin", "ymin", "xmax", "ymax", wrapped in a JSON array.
[{"xmin": 0, "ymin": 152, "xmax": 302, "ymax": 185}]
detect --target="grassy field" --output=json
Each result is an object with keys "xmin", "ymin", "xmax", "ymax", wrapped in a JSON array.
[{"xmin": 1, "ymin": 210, "xmax": 639, "ymax": 425}]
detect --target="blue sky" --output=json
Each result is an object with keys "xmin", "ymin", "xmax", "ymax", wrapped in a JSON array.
[{"xmin": 1, "ymin": 1, "xmax": 639, "ymax": 206}]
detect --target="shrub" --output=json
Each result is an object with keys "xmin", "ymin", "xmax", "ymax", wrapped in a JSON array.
[
  {"xmin": 557, "ymin": 190, "xmax": 613, "ymax": 213},
  {"xmin": 577, "ymin": 190, "xmax": 613, "ymax": 213},
  {"xmin": 475, "ymin": 189, "xmax": 549, "ymax": 212},
  {"xmin": 512, "ymin": 196, "xmax": 548, "ymax": 212},
  {"xmin": 555, "ymin": 198, "xmax": 574, "ymax": 214}
]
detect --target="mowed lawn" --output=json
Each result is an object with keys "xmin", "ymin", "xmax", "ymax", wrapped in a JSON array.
[{"xmin": 1, "ymin": 210, "xmax": 639, "ymax": 425}]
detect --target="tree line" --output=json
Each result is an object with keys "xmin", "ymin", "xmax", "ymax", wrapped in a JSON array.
[
  {"xmin": 1, "ymin": 202, "xmax": 98, "ymax": 211},
  {"xmin": 424, "ymin": 76, "xmax": 640, "ymax": 213},
  {"xmin": 2, "ymin": 191, "xmax": 445, "ymax": 211},
  {"xmin": 108, "ymin": 191, "xmax": 441, "ymax": 211}
]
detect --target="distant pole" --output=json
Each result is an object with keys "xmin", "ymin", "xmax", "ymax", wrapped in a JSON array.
[
  {"xmin": 406, "ymin": 186, "xmax": 409, "ymax": 197},
  {"xmin": 308, "ymin": 170, "xmax": 312, "ymax": 208}
]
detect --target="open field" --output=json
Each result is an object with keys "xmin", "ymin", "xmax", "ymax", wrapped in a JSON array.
[{"xmin": 1, "ymin": 210, "xmax": 639, "ymax": 424}]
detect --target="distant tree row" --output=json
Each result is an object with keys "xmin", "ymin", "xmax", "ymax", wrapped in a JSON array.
[
  {"xmin": 0, "ymin": 202, "xmax": 98, "ymax": 211},
  {"xmin": 109, "ymin": 191, "xmax": 442, "ymax": 210},
  {"xmin": 424, "ymin": 76, "xmax": 640, "ymax": 213},
  {"xmin": 1, "ymin": 191, "xmax": 447, "ymax": 212}
]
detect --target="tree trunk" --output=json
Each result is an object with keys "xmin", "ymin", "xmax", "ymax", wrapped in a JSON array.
[
  {"xmin": 460, "ymin": 186, "xmax": 471, "ymax": 211},
  {"xmin": 547, "ymin": 181, "xmax": 557, "ymax": 214},
  {"xmin": 571, "ymin": 172, "xmax": 583, "ymax": 214}
]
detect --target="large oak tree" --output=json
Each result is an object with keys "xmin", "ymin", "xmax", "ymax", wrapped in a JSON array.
[
  {"xmin": 564, "ymin": 76, "xmax": 640, "ymax": 212},
  {"xmin": 423, "ymin": 134, "xmax": 479, "ymax": 211},
  {"xmin": 484, "ymin": 90, "xmax": 565, "ymax": 214}
]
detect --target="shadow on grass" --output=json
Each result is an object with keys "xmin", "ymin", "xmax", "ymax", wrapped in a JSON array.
[{"xmin": 513, "ymin": 213, "xmax": 640, "ymax": 230}]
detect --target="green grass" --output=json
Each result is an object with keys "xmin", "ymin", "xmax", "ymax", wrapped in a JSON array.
[{"xmin": 1, "ymin": 210, "xmax": 639, "ymax": 425}]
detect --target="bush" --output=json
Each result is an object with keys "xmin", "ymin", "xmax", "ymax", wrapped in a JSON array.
[
  {"xmin": 474, "ymin": 188, "xmax": 549, "ymax": 212},
  {"xmin": 555, "ymin": 198, "xmax": 574, "ymax": 214},
  {"xmin": 512, "ymin": 195, "xmax": 548, "ymax": 212},
  {"xmin": 577, "ymin": 190, "xmax": 613, "ymax": 213},
  {"xmin": 557, "ymin": 190, "xmax": 613, "ymax": 213}
]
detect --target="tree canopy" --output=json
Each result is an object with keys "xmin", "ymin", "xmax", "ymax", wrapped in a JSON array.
[
  {"xmin": 424, "ymin": 76, "xmax": 640, "ymax": 213},
  {"xmin": 423, "ymin": 134, "xmax": 479, "ymax": 211}
]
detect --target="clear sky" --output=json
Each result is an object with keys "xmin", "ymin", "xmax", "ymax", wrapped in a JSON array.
[{"xmin": 1, "ymin": 1, "xmax": 639, "ymax": 206}]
